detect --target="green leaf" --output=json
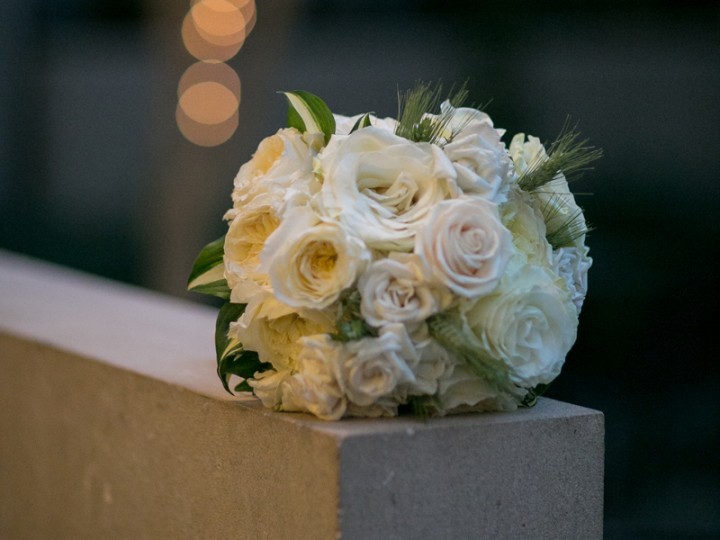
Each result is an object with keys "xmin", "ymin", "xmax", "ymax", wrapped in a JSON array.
[
  {"xmin": 214, "ymin": 302, "xmax": 273, "ymax": 395},
  {"xmin": 187, "ymin": 236, "xmax": 230, "ymax": 300},
  {"xmin": 349, "ymin": 113, "xmax": 373, "ymax": 133},
  {"xmin": 234, "ymin": 380, "xmax": 253, "ymax": 393},
  {"xmin": 219, "ymin": 349, "xmax": 272, "ymax": 394},
  {"xmin": 215, "ymin": 302, "xmax": 245, "ymax": 391},
  {"xmin": 406, "ymin": 396, "xmax": 432, "ymax": 418},
  {"xmin": 330, "ymin": 288, "xmax": 375, "ymax": 342},
  {"xmin": 189, "ymin": 275, "xmax": 230, "ymax": 301},
  {"xmin": 520, "ymin": 384, "xmax": 550, "ymax": 408},
  {"xmin": 287, "ymin": 104, "xmax": 305, "ymax": 132},
  {"xmin": 282, "ymin": 90, "xmax": 336, "ymax": 144},
  {"xmin": 215, "ymin": 302, "xmax": 246, "ymax": 361}
]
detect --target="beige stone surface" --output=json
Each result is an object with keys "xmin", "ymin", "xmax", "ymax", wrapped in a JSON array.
[{"xmin": 0, "ymin": 250, "xmax": 604, "ymax": 539}]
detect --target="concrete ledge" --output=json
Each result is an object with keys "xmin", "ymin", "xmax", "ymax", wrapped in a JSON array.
[{"xmin": 0, "ymin": 251, "xmax": 604, "ymax": 539}]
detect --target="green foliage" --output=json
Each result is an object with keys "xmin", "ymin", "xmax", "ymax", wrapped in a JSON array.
[
  {"xmin": 349, "ymin": 113, "xmax": 373, "ymax": 133},
  {"xmin": 190, "ymin": 278, "xmax": 231, "ymax": 300},
  {"xmin": 520, "ymin": 384, "xmax": 549, "ymax": 408},
  {"xmin": 287, "ymin": 104, "xmax": 305, "ymax": 133},
  {"xmin": 394, "ymin": 81, "xmax": 470, "ymax": 145},
  {"xmin": 331, "ymin": 288, "xmax": 376, "ymax": 342},
  {"xmin": 402, "ymin": 395, "xmax": 434, "ymax": 419},
  {"xmin": 282, "ymin": 90, "xmax": 336, "ymax": 144},
  {"xmin": 187, "ymin": 235, "xmax": 230, "ymax": 300},
  {"xmin": 541, "ymin": 200, "xmax": 594, "ymax": 249},
  {"xmin": 517, "ymin": 123, "xmax": 603, "ymax": 192},
  {"xmin": 214, "ymin": 302, "xmax": 271, "ymax": 394},
  {"xmin": 516, "ymin": 122, "xmax": 601, "ymax": 249},
  {"xmin": 427, "ymin": 312, "xmax": 517, "ymax": 397}
]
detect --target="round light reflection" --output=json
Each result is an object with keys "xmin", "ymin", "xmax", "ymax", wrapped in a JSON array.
[{"xmin": 176, "ymin": 103, "xmax": 239, "ymax": 147}]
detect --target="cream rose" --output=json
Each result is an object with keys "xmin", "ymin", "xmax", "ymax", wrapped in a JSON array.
[
  {"xmin": 224, "ymin": 200, "xmax": 279, "ymax": 303},
  {"xmin": 401, "ymin": 323, "xmax": 454, "ymax": 396},
  {"xmin": 228, "ymin": 294, "xmax": 336, "ymax": 371},
  {"xmin": 280, "ymin": 335, "xmax": 347, "ymax": 420},
  {"xmin": 435, "ymin": 365, "xmax": 519, "ymax": 414},
  {"xmin": 553, "ymin": 246, "xmax": 592, "ymax": 313},
  {"xmin": 440, "ymin": 102, "xmax": 512, "ymax": 202},
  {"xmin": 335, "ymin": 330, "xmax": 416, "ymax": 407},
  {"xmin": 461, "ymin": 265, "xmax": 578, "ymax": 388},
  {"xmin": 248, "ymin": 369, "xmax": 291, "ymax": 409},
  {"xmin": 345, "ymin": 398, "xmax": 398, "ymax": 418},
  {"xmin": 225, "ymin": 128, "xmax": 322, "ymax": 220},
  {"xmin": 358, "ymin": 253, "xmax": 450, "ymax": 328},
  {"xmin": 316, "ymin": 127, "xmax": 459, "ymax": 251},
  {"xmin": 509, "ymin": 132, "xmax": 546, "ymax": 176},
  {"xmin": 501, "ymin": 185, "xmax": 553, "ymax": 270},
  {"xmin": 509, "ymin": 133, "xmax": 588, "ymax": 246},
  {"xmin": 415, "ymin": 197, "xmax": 514, "ymax": 298},
  {"xmin": 533, "ymin": 174, "xmax": 588, "ymax": 247},
  {"xmin": 260, "ymin": 206, "xmax": 370, "ymax": 310}
]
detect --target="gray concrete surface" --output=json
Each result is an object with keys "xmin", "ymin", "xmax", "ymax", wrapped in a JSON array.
[{"xmin": 0, "ymin": 250, "xmax": 604, "ymax": 538}]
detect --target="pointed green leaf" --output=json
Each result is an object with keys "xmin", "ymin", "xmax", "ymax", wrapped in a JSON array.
[
  {"xmin": 287, "ymin": 103, "xmax": 305, "ymax": 132},
  {"xmin": 234, "ymin": 379, "xmax": 253, "ymax": 393},
  {"xmin": 188, "ymin": 236, "xmax": 229, "ymax": 299},
  {"xmin": 214, "ymin": 302, "xmax": 272, "ymax": 394},
  {"xmin": 215, "ymin": 302, "xmax": 246, "ymax": 394},
  {"xmin": 349, "ymin": 113, "xmax": 373, "ymax": 133},
  {"xmin": 215, "ymin": 302, "xmax": 246, "ymax": 355},
  {"xmin": 189, "ymin": 278, "xmax": 230, "ymax": 300},
  {"xmin": 282, "ymin": 90, "xmax": 336, "ymax": 144}
]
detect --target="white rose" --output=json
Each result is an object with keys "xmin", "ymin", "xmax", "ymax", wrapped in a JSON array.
[
  {"xmin": 345, "ymin": 399, "xmax": 398, "ymax": 418},
  {"xmin": 440, "ymin": 102, "xmax": 512, "ymax": 202},
  {"xmin": 225, "ymin": 128, "xmax": 322, "ymax": 220},
  {"xmin": 359, "ymin": 253, "xmax": 450, "ymax": 328},
  {"xmin": 415, "ymin": 197, "xmax": 514, "ymax": 298},
  {"xmin": 501, "ymin": 185, "xmax": 553, "ymax": 270},
  {"xmin": 336, "ymin": 331, "xmax": 416, "ymax": 407},
  {"xmin": 317, "ymin": 127, "xmax": 459, "ymax": 251},
  {"xmin": 435, "ymin": 365, "xmax": 519, "ymax": 414},
  {"xmin": 509, "ymin": 132, "xmax": 546, "ymax": 176},
  {"xmin": 260, "ymin": 206, "xmax": 370, "ymax": 310},
  {"xmin": 406, "ymin": 323, "xmax": 454, "ymax": 395},
  {"xmin": 280, "ymin": 334, "xmax": 347, "ymax": 420},
  {"xmin": 248, "ymin": 369, "xmax": 291, "ymax": 409},
  {"xmin": 223, "ymin": 200, "xmax": 279, "ymax": 303},
  {"xmin": 461, "ymin": 265, "xmax": 578, "ymax": 388},
  {"xmin": 553, "ymin": 245, "xmax": 592, "ymax": 313},
  {"xmin": 509, "ymin": 133, "xmax": 588, "ymax": 246},
  {"xmin": 533, "ymin": 174, "xmax": 588, "ymax": 247},
  {"xmin": 228, "ymin": 294, "xmax": 336, "ymax": 371}
]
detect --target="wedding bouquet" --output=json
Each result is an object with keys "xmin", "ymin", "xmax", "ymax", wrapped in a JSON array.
[{"xmin": 188, "ymin": 84, "xmax": 601, "ymax": 420}]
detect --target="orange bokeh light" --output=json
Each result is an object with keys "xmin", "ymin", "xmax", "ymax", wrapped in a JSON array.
[
  {"xmin": 179, "ymin": 81, "xmax": 238, "ymax": 125},
  {"xmin": 178, "ymin": 61, "xmax": 241, "ymax": 101},
  {"xmin": 181, "ymin": 10, "xmax": 244, "ymax": 63},
  {"xmin": 192, "ymin": 0, "xmax": 246, "ymax": 48},
  {"xmin": 178, "ymin": 0, "xmax": 255, "ymax": 146},
  {"xmin": 176, "ymin": 103, "xmax": 239, "ymax": 147}
]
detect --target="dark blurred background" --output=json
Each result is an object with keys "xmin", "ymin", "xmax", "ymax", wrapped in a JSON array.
[{"xmin": 1, "ymin": 0, "xmax": 718, "ymax": 537}]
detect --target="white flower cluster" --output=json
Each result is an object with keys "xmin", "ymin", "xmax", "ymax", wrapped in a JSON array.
[{"xmin": 220, "ymin": 102, "xmax": 591, "ymax": 420}]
